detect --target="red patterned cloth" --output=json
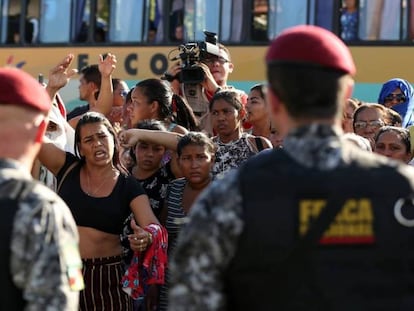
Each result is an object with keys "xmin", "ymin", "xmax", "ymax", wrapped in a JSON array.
[{"xmin": 121, "ymin": 223, "xmax": 168, "ymax": 299}]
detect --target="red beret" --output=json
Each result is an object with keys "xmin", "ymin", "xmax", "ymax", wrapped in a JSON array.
[
  {"xmin": 0, "ymin": 68, "xmax": 51, "ymax": 113},
  {"xmin": 266, "ymin": 25, "xmax": 356, "ymax": 75}
]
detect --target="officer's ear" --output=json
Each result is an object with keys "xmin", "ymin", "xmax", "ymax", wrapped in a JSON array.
[
  {"xmin": 267, "ymin": 87, "xmax": 290, "ymax": 138},
  {"xmin": 267, "ymin": 87, "xmax": 282, "ymax": 116},
  {"xmin": 342, "ymin": 76, "xmax": 355, "ymax": 104}
]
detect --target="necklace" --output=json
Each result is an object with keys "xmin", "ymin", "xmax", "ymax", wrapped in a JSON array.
[{"xmin": 85, "ymin": 168, "xmax": 116, "ymax": 197}]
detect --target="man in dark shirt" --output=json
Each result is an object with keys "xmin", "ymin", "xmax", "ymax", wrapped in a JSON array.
[{"xmin": 66, "ymin": 64, "xmax": 101, "ymax": 120}]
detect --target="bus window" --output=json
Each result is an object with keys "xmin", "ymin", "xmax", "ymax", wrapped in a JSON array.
[
  {"xmin": 39, "ymin": 0, "xmax": 70, "ymax": 43},
  {"xmin": 109, "ymin": 0, "xmax": 145, "ymax": 42},
  {"xmin": 183, "ymin": 0, "xmax": 219, "ymax": 41},
  {"xmin": 316, "ymin": 0, "xmax": 335, "ymax": 32},
  {"xmin": 410, "ymin": 0, "xmax": 414, "ymax": 40},
  {"xmin": 268, "ymin": 0, "xmax": 309, "ymax": 38},
  {"xmin": 219, "ymin": 0, "xmax": 231, "ymax": 41},
  {"xmin": 77, "ymin": 0, "xmax": 108, "ymax": 43},
  {"xmin": 3, "ymin": 0, "xmax": 39, "ymax": 44},
  {"xmin": 147, "ymin": 0, "xmax": 162, "ymax": 43},
  {"xmin": 251, "ymin": 0, "xmax": 268, "ymax": 41},
  {"xmin": 221, "ymin": 0, "xmax": 248, "ymax": 42},
  {"xmin": 95, "ymin": 0, "xmax": 108, "ymax": 42},
  {"xmin": 169, "ymin": 0, "xmax": 184, "ymax": 42},
  {"xmin": 358, "ymin": 0, "xmax": 407, "ymax": 40}
]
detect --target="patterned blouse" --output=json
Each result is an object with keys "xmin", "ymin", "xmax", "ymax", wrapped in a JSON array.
[
  {"xmin": 136, "ymin": 162, "xmax": 175, "ymax": 220},
  {"xmin": 211, "ymin": 133, "xmax": 257, "ymax": 178}
]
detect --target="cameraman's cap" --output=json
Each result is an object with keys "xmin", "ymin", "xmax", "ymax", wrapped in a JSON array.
[
  {"xmin": 266, "ymin": 25, "xmax": 356, "ymax": 75},
  {"xmin": 0, "ymin": 68, "xmax": 51, "ymax": 113}
]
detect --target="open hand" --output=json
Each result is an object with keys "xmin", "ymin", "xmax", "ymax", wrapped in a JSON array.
[
  {"xmin": 47, "ymin": 53, "xmax": 78, "ymax": 91},
  {"xmin": 99, "ymin": 53, "xmax": 117, "ymax": 77}
]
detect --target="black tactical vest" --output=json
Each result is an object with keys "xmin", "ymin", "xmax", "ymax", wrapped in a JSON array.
[
  {"xmin": 0, "ymin": 179, "xmax": 34, "ymax": 310},
  {"xmin": 225, "ymin": 148, "xmax": 414, "ymax": 311}
]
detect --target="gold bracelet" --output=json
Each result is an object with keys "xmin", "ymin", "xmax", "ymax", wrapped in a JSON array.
[{"xmin": 147, "ymin": 232, "xmax": 153, "ymax": 245}]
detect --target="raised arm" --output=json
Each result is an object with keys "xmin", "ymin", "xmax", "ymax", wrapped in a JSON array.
[
  {"xmin": 46, "ymin": 53, "xmax": 78, "ymax": 101},
  {"xmin": 37, "ymin": 136, "xmax": 67, "ymax": 176},
  {"xmin": 90, "ymin": 53, "xmax": 117, "ymax": 116},
  {"xmin": 119, "ymin": 128, "xmax": 183, "ymax": 151}
]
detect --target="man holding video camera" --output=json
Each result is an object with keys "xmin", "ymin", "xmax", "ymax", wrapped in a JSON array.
[{"xmin": 164, "ymin": 40, "xmax": 246, "ymax": 135}]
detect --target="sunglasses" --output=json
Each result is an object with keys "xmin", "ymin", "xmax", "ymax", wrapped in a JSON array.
[
  {"xmin": 120, "ymin": 90, "xmax": 129, "ymax": 98},
  {"xmin": 354, "ymin": 120, "xmax": 384, "ymax": 130},
  {"xmin": 384, "ymin": 93, "xmax": 406, "ymax": 103}
]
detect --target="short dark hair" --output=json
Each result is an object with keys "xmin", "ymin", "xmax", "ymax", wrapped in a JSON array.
[
  {"xmin": 80, "ymin": 64, "xmax": 101, "ymax": 87},
  {"xmin": 135, "ymin": 119, "xmax": 167, "ymax": 131},
  {"xmin": 129, "ymin": 119, "xmax": 167, "ymax": 163},
  {"xmin": 177, "ymin": 132, "xmax": 216, "ymax": 157},
  {"xmin": 267, "ymin": 63, "xmax": 350, "ymax": 119}
]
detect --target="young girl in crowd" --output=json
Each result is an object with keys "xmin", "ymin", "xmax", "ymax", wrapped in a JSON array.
[
  {"xmin": 129, "ymin": 119, "xmax": 176, "ymax": 219},
  {"xmin": 158, "ymin": 132, "xmax": 215, "ymax": 310},
  {"xmin": 128, "ymin": 78, "xmax": 199, "ymax": 177}
]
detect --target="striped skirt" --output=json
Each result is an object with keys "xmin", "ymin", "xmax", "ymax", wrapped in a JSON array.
[{"xmin": 80, "ymin": 255, "xmax": 133, "ymax": 311}]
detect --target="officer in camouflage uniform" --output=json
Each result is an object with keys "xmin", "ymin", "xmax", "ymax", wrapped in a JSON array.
[
  {"xmin": 169, "ymin": 26, "xmax": 414, "ymax": 310},
  {"xmin": 0, "ymin": 68, "xmax": 83, "ymax": 310}
]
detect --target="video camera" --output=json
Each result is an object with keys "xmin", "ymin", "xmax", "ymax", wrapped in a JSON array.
[{"xmin": 168, "ymin": 31, "xmax": 220, "ymax": 84}]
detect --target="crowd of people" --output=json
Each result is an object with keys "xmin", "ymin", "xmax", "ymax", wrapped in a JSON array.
[{"xmin": 2, "ymin": 23, "xmax": 414, "ymax": 310}]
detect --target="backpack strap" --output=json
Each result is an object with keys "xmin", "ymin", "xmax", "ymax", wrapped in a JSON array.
[
  {"xmin": 254, "ymin": 137, "xmax": 264, "ymax": 152},
  {"xmin": 57, "ymin": 162, "xmax": 78, "ymax": 193}
]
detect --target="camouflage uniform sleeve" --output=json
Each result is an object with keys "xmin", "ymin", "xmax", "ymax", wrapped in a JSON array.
[
  {"xmin": 10, "ymin": 184, "xmax": 83, "ymax": 311},
  {"xmin": 169, "ymin": 170, "xmax": 244, "ymax": 311}
]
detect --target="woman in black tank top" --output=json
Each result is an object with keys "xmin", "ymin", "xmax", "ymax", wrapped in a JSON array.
[{"xmin": 39, "ymin": 112, "xmax": 162, "ymax": 311}]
